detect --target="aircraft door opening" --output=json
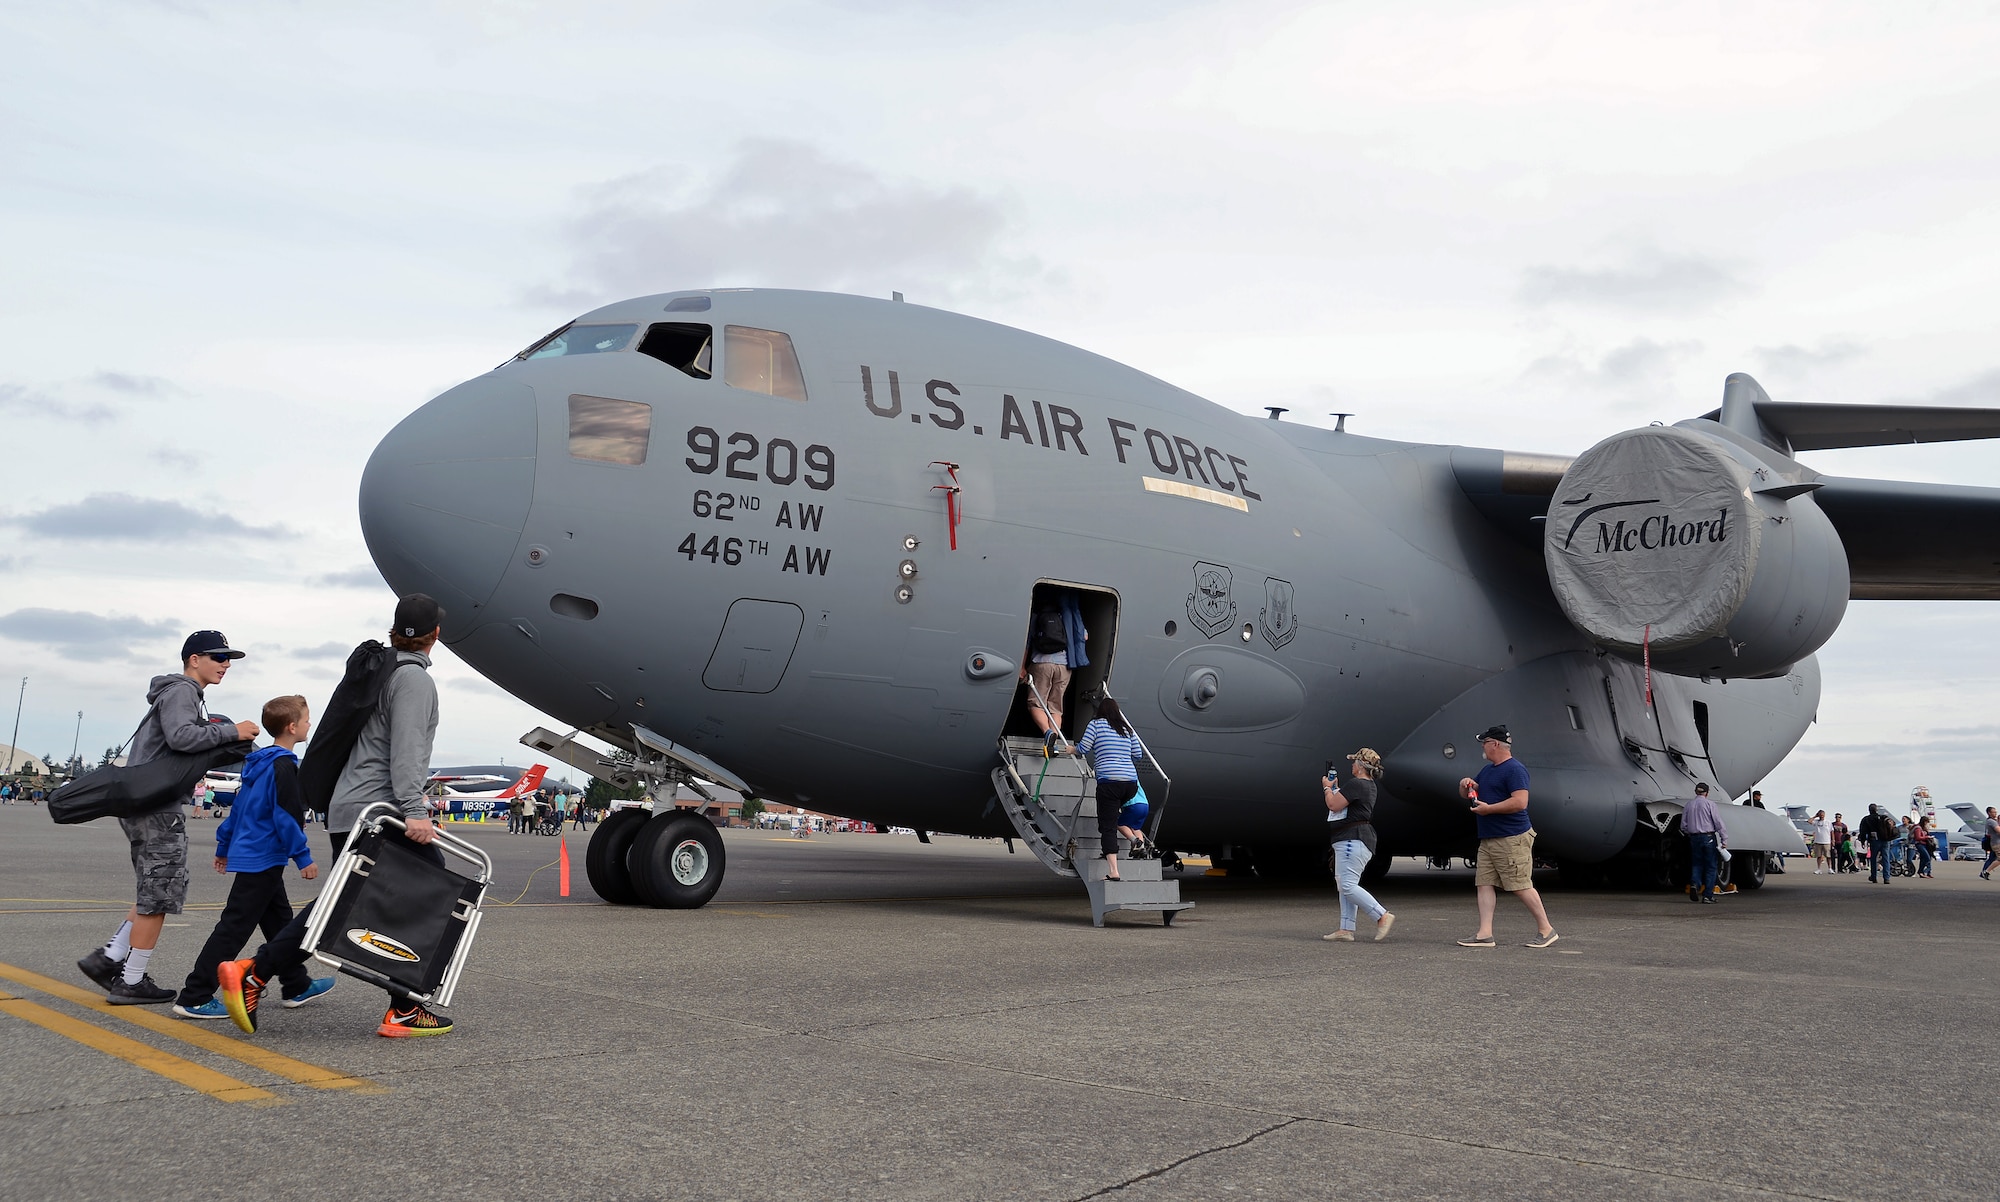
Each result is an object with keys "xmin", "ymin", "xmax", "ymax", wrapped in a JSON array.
[{"xmin": 1005, "ymin": 582, "xmax": 1119, "ymax": 744}]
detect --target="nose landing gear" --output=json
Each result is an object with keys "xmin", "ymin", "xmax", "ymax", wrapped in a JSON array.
[{"xmin": 628, "ymin": 811, "xmax": 727, "ymax": 908}]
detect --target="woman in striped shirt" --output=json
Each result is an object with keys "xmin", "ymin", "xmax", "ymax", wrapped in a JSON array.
[{"xmin": 1076, "ymin": 698, "xmax": 1146, "ymax": 882}]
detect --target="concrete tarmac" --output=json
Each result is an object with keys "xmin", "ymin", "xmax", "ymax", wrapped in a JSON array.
[{"xmin": 1, "ymin": 803, "xmax": 1994, "ymax": 1201}]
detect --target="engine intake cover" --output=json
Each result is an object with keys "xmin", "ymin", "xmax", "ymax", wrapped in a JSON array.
[{"xmin": 1544, "ymin": 425, "xmax": 1849, "ymax": 678}]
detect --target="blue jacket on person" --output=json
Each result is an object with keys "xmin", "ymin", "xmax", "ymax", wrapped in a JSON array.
[
  {"xmin": 1059, "ymin": 591, "xmax": 1089, "ymax": 670},
  {"xmin": 214, "ymin": 745, "xmax": 313, "ymax": 873}
]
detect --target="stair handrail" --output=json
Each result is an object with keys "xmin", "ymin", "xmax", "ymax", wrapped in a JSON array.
[
  {"xmin": 993, "ymin": 730, "xmax": 1092, "ymax": 870},
  {"xmin": 1019, "ymin": 673, "xmax": 1097, "ymax": 864}
]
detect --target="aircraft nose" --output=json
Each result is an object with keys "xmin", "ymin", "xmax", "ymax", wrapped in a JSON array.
[{"xmin": 359, "ymin": 377, "xmax": 538, "ymax": 635}]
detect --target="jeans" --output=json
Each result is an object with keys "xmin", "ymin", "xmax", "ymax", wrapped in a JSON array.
[
  {"xmin": 1916, "ymin": 842, "xmax": 1933, "ymax": 875},
  {"xmin": 1331, "ymin": 838, "xmax": 1385, "ymax": 930},
  {"xmin": 1869, "ymin": 839, "xmax": 1893, "ymax": 881},
  {"xmin": 1688, "ymin": 831, "xmax": 1719, "ymax": 899}
]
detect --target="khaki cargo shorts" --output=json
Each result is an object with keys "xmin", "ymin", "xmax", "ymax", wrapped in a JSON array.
[
  {"xmin": 1474, "ymin": 830, "xmax": 1536, "ymax": 892},
  {"xmin": 118, "ymin": 806, "xmax": 189, "ymax": 915},
  {"xmin": 1027, "ymin": 661, "xmax": 1072, "ymax": 726}
]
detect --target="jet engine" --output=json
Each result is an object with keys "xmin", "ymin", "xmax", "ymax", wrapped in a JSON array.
[{"xmin": 1543, "ymin": 423, "xmax": 1849, "ymax": 679}]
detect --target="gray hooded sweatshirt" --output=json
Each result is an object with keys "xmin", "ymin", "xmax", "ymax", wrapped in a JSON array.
[
  {"xmin": 326, "ymin": 650, "xmax": 439, "ymax": 834},
  {"xmin": 126, "ymin": 674, "xmax": 240, "ymax": 767}
]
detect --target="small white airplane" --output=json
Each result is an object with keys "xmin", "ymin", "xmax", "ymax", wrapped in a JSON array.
[{"xmin": 427, "ymin": 763, "xmax": 549, "ymax": 803}]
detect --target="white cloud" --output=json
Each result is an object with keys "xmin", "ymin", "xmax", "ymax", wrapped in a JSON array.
[
  {"xmin": 1521, "ymin": 251, "xmax": 1746, "ymax": 313},
  {"xmin": 5, "ymin": 494, "xmax": 290, "ymax": 541},
  {"xmin": 0, "ymin": 609, "xmax": 183, "ymax": 663},
  {"xmin": 545, "ymin": 139, "xmax": 1052, "ymax": 306}
]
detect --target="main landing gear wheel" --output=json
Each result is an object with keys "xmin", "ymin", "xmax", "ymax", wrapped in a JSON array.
[
  {"xmin": 1359, "ymin": 851, "xmax": 1394, "ymax": 888},
  {"xmin": 585, "ymin": 807, "xmax": 650, "ymax": 905},
  {"xmin": 1732, "ymin": 850, "xmax": 1768, "ymax": 890},
  {"xmin": 630, "ymin": 810, "xmax": 728, "ymax": 909}
]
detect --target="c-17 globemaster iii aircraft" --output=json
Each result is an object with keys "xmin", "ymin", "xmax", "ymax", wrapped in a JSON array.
[{"xmin": 357, "ymin": 288, "xmax": 2000, "ymax": 913}]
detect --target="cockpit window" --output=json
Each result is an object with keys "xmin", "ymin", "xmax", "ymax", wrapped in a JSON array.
[
  {"xmin": 519, "ymin": 323, "xmax": 638, "ymax": 360},
  {"xmin": 723, "ymin": 326, "xmax": 808, "ymax": 401},
  {"xmin": 567, "ymin": 394, "xmax": 651, "ymax": 465},
  {"xmin": 637, "ymin": 323, "xmax": 713, "ymax": 379}
]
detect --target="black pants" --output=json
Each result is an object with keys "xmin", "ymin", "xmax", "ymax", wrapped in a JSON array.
[
  {"xmin": 177, "ymin": 866, "xmax": 315, "ymax": 1005},
  {"xmin": 1096, "ymin": 779, "xmax": 1138, "ymax": 860},
  {"xmin": 251, "ymin": 829, "xmax": 446, "ymax": 1007}
]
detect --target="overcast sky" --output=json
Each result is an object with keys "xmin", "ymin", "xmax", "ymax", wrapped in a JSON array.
[{"xmin": 2, "ymin": 1, "xmax": 1994, "ymax": 811}]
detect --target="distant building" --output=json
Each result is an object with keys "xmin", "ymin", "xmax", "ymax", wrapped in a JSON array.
[{"xmin": 0, "ymin": 745, "xmax": 50, "ymax": 776}]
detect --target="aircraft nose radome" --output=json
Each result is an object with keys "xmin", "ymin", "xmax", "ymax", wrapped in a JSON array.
[{"xmin": 359, "ymin": 378, "xmax": 538, "ymax": 636}]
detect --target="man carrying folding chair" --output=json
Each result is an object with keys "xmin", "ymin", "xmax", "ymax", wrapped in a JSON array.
[{"xmin": 219, "ymin": 594, "xmax": 457, "ymax": 1038}]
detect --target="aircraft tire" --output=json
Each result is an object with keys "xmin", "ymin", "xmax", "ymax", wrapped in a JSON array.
[
  {"xmin": 630, "ymin": 811, "xmax": 727, "ymax": 909},
  {"xmin": 585, "ymin": 807, "xmax": 650, "ymax": 905},
  {"xmin": 1733, "ymin": 850, "xmax": 1768, "ymax": 890},
  {"xmin": 1358, "ymin": 850, "xmax": 1394, "ymax": 888}
]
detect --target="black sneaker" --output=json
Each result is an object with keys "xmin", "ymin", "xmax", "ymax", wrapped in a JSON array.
[
  {"xmin": 77, "ymin": 948, "xmax": 125, "ymax": 990},
  {"xmin": 106, "ymin": 974, "xmax": 175, "ymax": 1005}
]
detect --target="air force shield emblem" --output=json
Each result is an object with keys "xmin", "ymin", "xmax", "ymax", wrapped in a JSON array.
[
  {"xmin": 1260, "ymin": 577, "xmax": 1297, "ymax": 649},
  {"xmin": 1186, "ymin": 562, "xmax": 1236, "ymax": 638}
]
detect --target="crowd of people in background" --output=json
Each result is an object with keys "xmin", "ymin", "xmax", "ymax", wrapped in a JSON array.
[
  {"xmin": 503, "ymin": 789, "xmax": 582, "ymax": 834},
  {"xmin": 0, "ymin": 782, "xmax": 47, "ymax": 804}
]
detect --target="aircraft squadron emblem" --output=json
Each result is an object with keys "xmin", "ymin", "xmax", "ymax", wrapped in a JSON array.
[
  {"xmin": 1260, "ymin": 577, "xmax": 1297, "ymax": 649},
  {"xmin": 1186, "ymin": 561, "xmax": 1236, "ymax": 638}
]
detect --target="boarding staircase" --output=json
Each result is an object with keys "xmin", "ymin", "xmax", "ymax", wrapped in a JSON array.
[{"xmin": 990, "ymin": 729, "xmax": 1193, "ymax": 928}]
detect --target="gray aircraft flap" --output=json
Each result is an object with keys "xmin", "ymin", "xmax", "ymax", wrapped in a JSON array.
[
  {"xmin": 704, "ymin": 599, "xmax": 805, "ymax": 694},
  {"xmin": 1546, "ymin": 426, "xmax": 1761, "ymax": 652},
  {"xmin": 1719, "ymin": 802, "xmax": 1807, "ymax": 853}
]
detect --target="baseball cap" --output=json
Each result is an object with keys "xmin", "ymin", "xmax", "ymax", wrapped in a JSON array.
[
  {"xmin": 1474, "ymin": 724, "xmax": 1511, "ymax": 745},
  {"xmin": 392, "ymin": 593, "xmax": 444, "ymax": 639},
  {"xmin": 1694, "ymin": 783, "xmax": 1710, "ymax": 794},
  {"xmin": 181, "ymin": 630, "xmax": 245, "ymax": 662},
  {"xmin": 1346, "ymin": 747, "xmax": 1383, "ymax": 772}
]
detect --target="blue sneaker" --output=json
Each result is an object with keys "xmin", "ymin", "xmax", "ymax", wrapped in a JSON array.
[
  {"xmin": 172, "ymin": 998, "xmax": 232, "ymax": 1020},
  {"xmin": 281, "ymin": 977, "xmax": 336, "ymax": 1008}
]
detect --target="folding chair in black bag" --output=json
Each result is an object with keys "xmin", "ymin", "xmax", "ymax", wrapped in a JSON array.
[{"xmin": 301, "ymin": 803, "xmax": 494, "ymax": 1007}]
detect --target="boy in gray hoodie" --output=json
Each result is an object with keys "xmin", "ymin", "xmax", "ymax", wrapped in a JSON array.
[{"xmin": 78, "ymin": 631, "xmax": 260, "ymax": 1003}]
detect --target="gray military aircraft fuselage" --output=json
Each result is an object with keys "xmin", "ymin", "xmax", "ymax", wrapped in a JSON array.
[{"xmin": 360, "ymin": 289, "xmax": 2000, "ymax": 904}]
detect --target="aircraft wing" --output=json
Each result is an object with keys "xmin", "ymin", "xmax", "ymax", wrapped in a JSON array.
[
  {"xmin": 1696, "ymin": 400, "xmax": 2000, "ymax": 451},
  {"xmin": 1815, "ymin": 476, "xmax": 2000, "ymax": 599}
]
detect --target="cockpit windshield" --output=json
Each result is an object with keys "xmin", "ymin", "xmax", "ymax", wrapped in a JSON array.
[
  {"xmin": 723, "ymin": 325, "xmax": 808, "ymax": 401},
  {"xmin": 517, "ymin": 323, "xmax": 639, "ymax": 360}
]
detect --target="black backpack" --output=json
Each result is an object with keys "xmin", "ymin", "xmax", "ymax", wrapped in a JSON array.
[
  {"xmin": 298, "ymin": 640, "xmax": 404, "ymax": 822},
  {"xmin": 1031, "ymin": 606, "xmax": 1068, "ymax": 654}
]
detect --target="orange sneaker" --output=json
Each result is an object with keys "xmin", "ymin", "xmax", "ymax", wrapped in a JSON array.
[
  {"xmin": 215, "ymin": 958, "xmax": 263, "ymax": 1034},
  {"xmin": 378, "ymin": 1002, "xmax": 453, "ymax": 1037}
]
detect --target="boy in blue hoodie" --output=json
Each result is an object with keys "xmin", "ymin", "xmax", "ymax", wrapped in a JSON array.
[{"xmin": 173, "ymin": 695, "xmax": 333, "ymax": 1019}]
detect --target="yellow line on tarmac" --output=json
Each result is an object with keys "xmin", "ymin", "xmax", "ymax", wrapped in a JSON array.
[
  {"xmin": 0, "ymin": 988, "xmax": 279, "ymax": 1105},
  {"xmin": 0, "ymin": 963, "xmax": 385, "ymax": 1094}
]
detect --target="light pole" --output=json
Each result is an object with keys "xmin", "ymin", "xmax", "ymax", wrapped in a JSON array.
[
  {"xmin": 3, "ymin": 677, "xmax": 22, "ymax": 776},
  {"xmin": 71, "ymin": 710, "xmax": 83, "ymax": 776}
]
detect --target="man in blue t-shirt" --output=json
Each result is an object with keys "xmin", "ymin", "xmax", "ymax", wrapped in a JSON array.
[{"xmin": 1455, "ymin": 725, "xmax": 1557, "ymax": 949}]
